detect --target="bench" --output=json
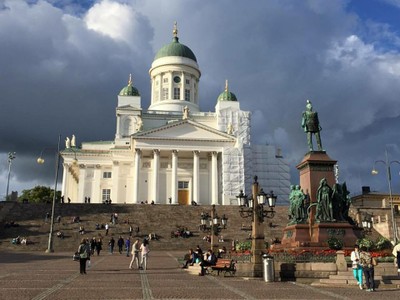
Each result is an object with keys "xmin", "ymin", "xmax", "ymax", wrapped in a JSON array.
[{"xmin": 210, "ymin": 259, "xmax": 236, "ymax": 276}]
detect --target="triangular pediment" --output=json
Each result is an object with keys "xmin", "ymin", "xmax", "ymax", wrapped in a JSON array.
[{"xmin": 133, "ymin": 120, "xmax": 235, "ymax": 142}]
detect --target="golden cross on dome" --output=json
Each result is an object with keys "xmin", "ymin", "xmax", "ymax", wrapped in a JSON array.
[{"xmin": 173, "ymin": 21, "xmax": 178, "ymax": 37}]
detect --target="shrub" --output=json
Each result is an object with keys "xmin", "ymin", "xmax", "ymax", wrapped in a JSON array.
[
  {"xmin": 327, "ymin": 237, "xmax": 344, "ymax": 250},
  {"xmin": 375, "ymin": 236, "xmax": 392, "ymax": 251},
  {"xmin": 357, "ymin": 238, "xmax": 374, "ymax": 251},
  {"xmin": 236, "ymin": 241, "xmax": 252, "ymax": 251}
]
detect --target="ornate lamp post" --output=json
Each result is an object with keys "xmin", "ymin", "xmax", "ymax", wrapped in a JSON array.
[
  {"xmin": 5, "ymin": 152, "xmax": 16, "ymax": 201},
  {"xmin": 237, "ymin": 176, "xmax": 277, "ymax": 277},
  {"xmin": 371, "ymin": 148, "xmax": 400, "ymax": 244},
  {"xmin": 37, "ymin": 135, "xmax": 61, "ymax": 253},
  {"xmin": 199, "ymin": 204, "xmax": 228, "ymax": 253}
]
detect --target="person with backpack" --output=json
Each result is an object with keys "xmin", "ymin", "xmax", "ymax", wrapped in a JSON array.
[{"xmin": 78, "ymin": 238, "xmax": 90, "ymax": 274}]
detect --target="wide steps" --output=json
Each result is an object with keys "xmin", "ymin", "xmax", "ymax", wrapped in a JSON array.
[
  {"xmin": 318, "ymin": 263, "xmax": 399, "ymax": 288},
  {"xmin": 0, "ymin": 202, "xmax": 289, "ymax": 253}
]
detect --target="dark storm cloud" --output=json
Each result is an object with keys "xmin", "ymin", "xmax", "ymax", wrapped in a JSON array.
[{"xmin": 1, "ymin": 0, "xmax": 400, "ymax": 197}]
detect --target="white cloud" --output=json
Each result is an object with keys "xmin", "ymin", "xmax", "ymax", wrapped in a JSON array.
[{"xmin": 84, "ymin": 0, "xmax": 138, "ymax": 42}]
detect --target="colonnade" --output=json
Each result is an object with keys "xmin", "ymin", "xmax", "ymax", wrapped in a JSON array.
[{"xmin": 133, "ymin": 149, "xmax": 219, "ymax": 205}]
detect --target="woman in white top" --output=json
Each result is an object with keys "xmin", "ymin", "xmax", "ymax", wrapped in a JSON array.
[
  {"xmin": 350, "ymin": 244, "xmax": 363, "ymax": 289},
  {"xmin": 140, "ymin": 239, "xmax": 150, "ymax": 270}
]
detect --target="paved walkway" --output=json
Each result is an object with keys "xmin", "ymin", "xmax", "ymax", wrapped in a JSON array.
[{"xmin": 0, "ymin": 250, "xmax": 399, "ymax": 300}]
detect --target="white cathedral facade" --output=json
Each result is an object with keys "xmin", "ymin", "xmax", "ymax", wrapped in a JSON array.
[{"xmin": 61, "ymin": 25, "xmax": 290, "ymax": 205}]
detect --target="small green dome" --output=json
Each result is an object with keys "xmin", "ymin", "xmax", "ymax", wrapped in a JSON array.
[
  {"xmin": 217, "ymin": 80, "xmax": 238, "ymax": 101},
  {"xmin": 154, "ymin": 36, "xmax": 197, "ymax": 62},
  {"xmin": 119, "ymin": 75, "xmax": 140, "ymax": 96},
  {"xmin": 217, "ymin": 91, "xmax": 238, "ymax": 101}
]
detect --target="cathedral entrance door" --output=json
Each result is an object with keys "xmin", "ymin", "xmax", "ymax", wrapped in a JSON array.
[
  {"xmin": 178, "ymin": 190, "xmax": 189, "ymax": 205},
  {"xmin": 178, "ymin": 181, "xmax": 190, "ymax": 205}
]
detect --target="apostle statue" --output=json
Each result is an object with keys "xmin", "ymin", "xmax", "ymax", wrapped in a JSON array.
[
  {"xmin": 226, "ymin": 122, "xmax": 234, "ymax": 135},
  {"xmin": 301, "ymin": 100, "xmax": 323, "ymax": 152},
  {"xmin": 65, "ymin": 137, "xmax": 71, "ymax": 149},
  {"xmin": 71, "ymin": 135, "xmax": 76, "ymax": 148},
  {"xmin": 182, "ymin": 106, "xmax": 189, "ymax": 120}
]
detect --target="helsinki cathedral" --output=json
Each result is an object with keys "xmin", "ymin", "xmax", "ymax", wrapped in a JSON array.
[{"xmin": 61, "ymin": 24, "xmax": 290, "ymax": 205}]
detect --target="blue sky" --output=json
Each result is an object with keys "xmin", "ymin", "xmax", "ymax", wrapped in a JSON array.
[{"xmin": 1, "ymin": 0, "xmax": 400, "ymax": 200}]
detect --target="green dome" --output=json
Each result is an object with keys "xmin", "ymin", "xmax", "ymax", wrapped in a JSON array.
[
  {"xmin": 154, "ymin": 37, "xmax": 197, "ymax": 62},
  {"xmin": 217, "ymin": 90, "xmax": 238, "ymax": 101},
  {"xmin": 119, "ymin": 75, "xmax": 140, "ymax": 96},
  {"xmin": 217, "ymin": 80, "xmax": 238, "ymax": 101}
]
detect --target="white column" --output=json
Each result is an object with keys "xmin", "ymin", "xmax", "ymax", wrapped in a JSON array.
[
  {"xmin": 77, "ymin": 166, "xmax": 86, "ymax": 203},
  {"xmin": 61, "ymin": 163, "xmax": 68, "ymax": 198},
  {"xmin": 158, "ymin": 74, "xmax": 162, "ymax": 101},
  {"xmin": 133, "ymin": 149, "xmax": 141, "ymax": 204},
  {"xmin": 181, "ymin": 72, "xmax": 185, "ymax": 100},
  {"xmin": 211, "ymin": 151, "xmax": 218, "ymax": 205},
  {"xmin": 193, "ymin": 150, "xmax": 200, "ymax": 205},
  {"xmin": 115, "ymin": 114, "xmax": 121, "ymax": 139},
  {"xmin": 92, "ymin": 167, "xmax": 101, "ymax": 203},
  {"xmin": 169, "ymin": 72, "xmax": 173, "ymax": 100},
  {"xmin": 111, "ymin": 162, "xmax": 120, "ymax": 203},
  {"xmin": 171, "ymin": 150, "xmax": 178, "ymax": 204},
  {"xmin": 152, "ymin": 149, "xmax": 160, "ymax": 203}
]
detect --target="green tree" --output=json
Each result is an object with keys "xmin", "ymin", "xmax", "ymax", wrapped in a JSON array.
[{"xmin": 18, "ymin": 185, "xmax": 61, "ymax": 203}]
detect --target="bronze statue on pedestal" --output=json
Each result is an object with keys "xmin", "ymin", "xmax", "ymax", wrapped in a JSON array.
[{"xmin": 301, "ymin": 100, "xmax": 323, "ymax": 152}]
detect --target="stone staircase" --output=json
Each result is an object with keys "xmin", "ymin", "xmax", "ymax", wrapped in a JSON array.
[
  {"xmin": 0, "ymin": 202, "xmax": 289, "ymax": 253},
  {"xmin": 314, "ymin": 264, "xmax": 400, "ymax": 289}
]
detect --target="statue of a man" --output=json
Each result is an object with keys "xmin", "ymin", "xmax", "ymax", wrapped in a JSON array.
[
  {"xmin": 136, "ymin": 117, "xmax": 143, "ymax": 132},
  {"xmin": 71, "ymin": 135, "xmax": 76, "ymax": 147},
  {"xmin": 65, "ymin": 137, "xmax": 71, "ymax": 149},
  {"xmin": 226, "ymin": 122, "xmax": 233, "ymax": 135},
  {"xmin": 301, "ymin": 100, "xmax": 323, "ymax": 151},
  {"xmin": 182, "ymin": 106, "xmax": 190, "ymax": 120}
]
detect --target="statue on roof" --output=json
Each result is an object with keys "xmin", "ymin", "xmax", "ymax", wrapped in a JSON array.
[
  {"xmin": 182, "ymin": 106, "xmax": 190, "ymax": 120},
  {"xmin": 136, "ymin": 116, "xmax": 143, "ymax": 132},
  {"xmin": 71, "ymin": 135, "xmax": 76, "ymax": 147},
  {"xmin": 301, "ymin": 100, "xmax": 323, "ymax": 152},
  {"xmin": 226, "ymin": 122, "xmax": 234, "ymax": 135},
  {"xmin": 65, "ymin": 137, "xmax": 71, "ymax": 149}
]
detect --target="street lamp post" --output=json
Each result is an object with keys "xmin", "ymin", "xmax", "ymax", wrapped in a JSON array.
[
  {"xmin": 37, "ymin": 135, "xmax": 61, "ymax": 253},
  {"xmin": 199, "ymin": 204, "xmax": 228, "ymax": 253},
  {"xmin": 5, "ymin": 152, "xmax": 16, "ymax": 201},
  {"xmin": 237, "ymin": 176, "xmax": 277, "ymax": 277},
  {"xmin": 372, "ymin": 148, "xmax": 400, "ymax": 244}
]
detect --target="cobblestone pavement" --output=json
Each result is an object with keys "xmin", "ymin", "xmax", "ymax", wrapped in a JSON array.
[{"xmin": 1, "ymin": 250, "xmax": 399, "ymax": 300}]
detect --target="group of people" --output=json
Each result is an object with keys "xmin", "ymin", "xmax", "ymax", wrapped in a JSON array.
[
  {"xmin": 350, "ymin": 245, "xmax": 378, "ymax": 291},
  {"xmin": 128, "ymin": 238, "xmax": 150, "ymax": 270},
  {"xmin": 181, "ymin": 245, "xmax": 217, "ymax": 276}
]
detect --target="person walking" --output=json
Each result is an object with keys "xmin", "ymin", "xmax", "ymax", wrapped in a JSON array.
[
  {"xmin": 117, "ymin": 236, "xmax": 124, "ymax": 254},
  {"xmin": 90, "ymin": 237, "xmax": 96, "ymax": 255},
  {"xmin": 351, "ymin": 245, "xmax": 363, "ymax": 289},
  {"xmin": 109, "ymin": 236, "xmax": 115, "ymax": 254},
  {"xmin": 129, "ymin": 239, "xmax": 141, "ymax": 269},
  {"xmin": 77, "ymin": 238, "xmax": 90, "ymax": 275},
  {"xmin": 140, "ymin": 239, "xmax": 150, "ymax": 270},
  {"xmin": 359, "ymin": 246, "xmax": 375, "ymax": 291},
  {"xmin": 105, "ymin": 223, "xmax": 109, "ymax": 236},
  {"xmin": 393, "ymin": 242, "xmax": 400, "ymax": 276},
  {"xmin": 125, "ymin": 237, "xmax": 131, "ymax": 257},
  {"xmin": 95, "ymin": 238, "xmax": 102, "ymax": 256}
]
